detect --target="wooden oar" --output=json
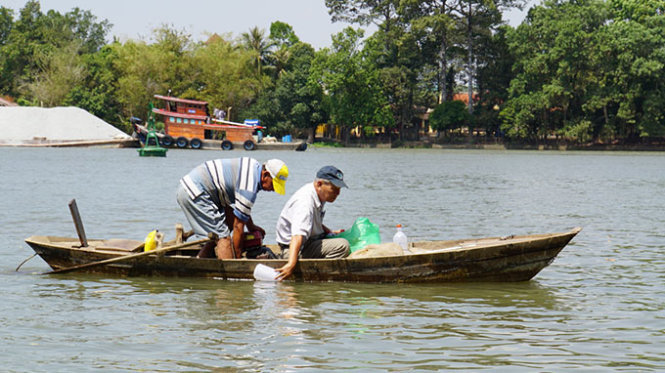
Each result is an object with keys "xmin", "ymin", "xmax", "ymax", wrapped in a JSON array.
[{"xmin": 45, "ymin": 235, "xmax": 214, "ymax": 275}]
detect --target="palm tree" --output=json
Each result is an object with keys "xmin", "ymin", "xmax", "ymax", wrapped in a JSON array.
[
  {"xmin": 240, "ymin": 26, "xmax": 275, "ymax": 77},
  {"xmin": 268, "ymin": 47, "xmax": 291, "ymax": 79}
]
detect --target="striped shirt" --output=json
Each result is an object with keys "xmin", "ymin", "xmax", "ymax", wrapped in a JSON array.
[{"xmin": 180, "ymin": 157, "xmax": 262, "ymax": 222}]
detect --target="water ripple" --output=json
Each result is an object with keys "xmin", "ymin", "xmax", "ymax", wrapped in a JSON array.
[{"xmin": 2, "ymin": 148, "xmax": 665, "ymax": 371}]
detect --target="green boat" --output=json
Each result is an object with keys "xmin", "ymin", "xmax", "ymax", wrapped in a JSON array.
[{"xmin": 138, "ymin": 104, "xmax": 167, "ymax": 157}]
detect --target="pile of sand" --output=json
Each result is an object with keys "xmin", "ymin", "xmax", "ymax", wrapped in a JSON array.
[{"xmin": 0, "ymin": 106, "xmax": 131, "ymax": 146}]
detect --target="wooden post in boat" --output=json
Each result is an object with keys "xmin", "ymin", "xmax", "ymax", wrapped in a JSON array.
[
  {"xmin": 175, "ymin": 223, "xmax": 184, "ymax": 244},
  {"xmin": 173, "ymin": 223, "xmax": 194, "ymax": 245},
  {"xmin": 68, "ymin": 199, "xmax": 88, "ymax": 247}
]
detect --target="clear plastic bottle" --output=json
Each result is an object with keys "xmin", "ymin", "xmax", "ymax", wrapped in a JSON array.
[{"xmin": 393, "ymin": 224, "xmax": 409, "ymax": 254}]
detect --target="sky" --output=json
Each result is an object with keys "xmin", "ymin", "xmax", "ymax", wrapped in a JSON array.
[{"xmin": 2, "ymin": 0, "xmax": 532, "ymax": 49}]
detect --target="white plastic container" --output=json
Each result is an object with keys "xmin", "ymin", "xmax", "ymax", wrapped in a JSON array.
[
  {"xmin": 253, "ymin": 264, "xmax": 278, "ymax": 281},
  {"xmin": 393, "ymin": 224, "xmax": 409, "ymax": 253}
]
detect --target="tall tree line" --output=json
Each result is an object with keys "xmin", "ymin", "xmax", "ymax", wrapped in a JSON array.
[{"xmin": 1, "ymin": 0, "xmax": 664, "ymax": 144}]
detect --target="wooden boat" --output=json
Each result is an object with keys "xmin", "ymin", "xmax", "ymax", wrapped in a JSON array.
[
  {"xmin": 150, "ymin": 94, "xmax": 263, "ymax": 150},
  {"xmin": 131, "ymin": 95, "xmax": 307, "ymax": 151},
  {"xmin": 24, "ymin": 227, "xmax": 581, "ymax": 283}
]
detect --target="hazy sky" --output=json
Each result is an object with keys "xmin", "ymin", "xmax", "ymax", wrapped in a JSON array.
[{"xmin": 3, "ymin": 0, "xmax": 531, "ymax": 49}]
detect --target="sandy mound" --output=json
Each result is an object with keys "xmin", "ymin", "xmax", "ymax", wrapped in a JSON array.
[{"xmin": 0, "ymin": 106, "xmax": 130, "ymax": 145}]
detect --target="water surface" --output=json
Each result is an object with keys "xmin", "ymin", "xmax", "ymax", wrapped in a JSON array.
[{"xmin": 1, "ymin": 147, "xmax": 663, "ymax": 371}]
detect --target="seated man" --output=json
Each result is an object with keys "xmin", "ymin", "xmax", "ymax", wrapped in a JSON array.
[
  {"xmin": 176, "ymin": 157, "xmax": 289, "ymax": 259},
  {"xmin": 275, "ymin": 166, "xmax": 350, "ymax": 280}
]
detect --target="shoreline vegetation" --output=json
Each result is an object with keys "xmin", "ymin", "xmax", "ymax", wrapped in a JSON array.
[
  {"xmin": 2, "ymin": 1, "xmax": 665, "ymax": 148},
  {"xmin": 313, "ymin": 137, "xmax": 665, "ymax": 151},
  {"xmin": 5, "ymin": 137, "xmax": 665, "ymax": 151}
]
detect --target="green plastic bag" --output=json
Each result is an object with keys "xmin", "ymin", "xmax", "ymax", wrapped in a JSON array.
[{"xmin": 334, "ymin": 217, "xmax": 381, "ymax": 253}]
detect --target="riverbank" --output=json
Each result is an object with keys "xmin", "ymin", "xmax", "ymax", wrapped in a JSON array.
[{"xmin": 314, "ymin": 137, "xmax": 665, "ymax": 151}]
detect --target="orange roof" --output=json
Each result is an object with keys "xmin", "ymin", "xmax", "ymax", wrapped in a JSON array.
[{"xmin": 451, "ymin": 92, "xmax": 479, "ymax": 104}]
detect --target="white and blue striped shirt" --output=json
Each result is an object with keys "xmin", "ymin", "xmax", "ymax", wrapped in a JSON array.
[{"xmin": 180, "ymin": 157, "xmax": 262, "ymax": 222}]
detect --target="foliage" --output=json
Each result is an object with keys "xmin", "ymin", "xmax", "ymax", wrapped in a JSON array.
[
  {"xmin": 240, "ymin": 26, "xmax": 275, "ymax": 82},
  {"xmin": 241, "ymin": 39, "xmax": 327, "ymax": 139},
  {"xmin": 25, "ymin": 41, "xmax": 86, "ymax": 107},
  {"xmin": 502, "ymin": 0, "xmax": 665, "ymax": 142},
  {"xmin": 191, "ymin": 34, "xmax": 259, "ymax": 118},
  {"xmin": 0, "ymin": 7, "xmax": 12, "ymax": 46},
  {"xmin": 0, "ymin": 1, "xmax": 110, "ymax": 99},
  {"xmin": 558, "ymin": 119, "xmax": 593, "ymax": 143},
  {"xmin": 269, "ymin": 21, "xmax": 300, "ymax": 48},
  {"xmin": 312, "ymin": 27, "xmax": 393, "ymax": 142},
  {"xmin": 66, "ymin": 44, "xmax": 122, "ymax": 126},
  {"xmin": 429, "ymin": 100, "xmax": 470, "ymax": 132},
  {"xmin": 2, "ymin": 0, "xmax": 665, "ymax": 145}
]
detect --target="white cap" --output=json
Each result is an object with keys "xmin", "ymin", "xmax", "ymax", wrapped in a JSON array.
[{"xmin": 264, "ymin": 159, "xmax": 289, "ymax": 195}]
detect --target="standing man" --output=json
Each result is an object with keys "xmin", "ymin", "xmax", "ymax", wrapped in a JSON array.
[
  {"xmin": 275, "ymin": 165, "xmax": 350, "ymax": 280},
  {"xmin": 177, "ymin": 157, "xmax": 288, "ymax": 259}
]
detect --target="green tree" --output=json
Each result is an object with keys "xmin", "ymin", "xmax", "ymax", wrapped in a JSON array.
[
  {"xmin": 503, "ymin": 0, "xmax": 665, "ymax": 143},
  {"xmin": 590, "ymin": 0, "xmax": 665, "ymax": 139},
  {"xmin": 267, "ymin": 21, "xmax": 300, "ymax": 79},
  {"xmin": 1, "ymin": 1, "xmax": 51, "ymax": 97},
  {"xmin": 192, "ymin": 35, "xmax": 259, "ymax": 120},
  {"xmin": 0, "ymin": 7, "xmax": 12, "ymax": 46},
  {"xmin": 326, "ymin": 0, "xmax": 401, "ymax": 28},
  {"xmin": 503, "ymin": 0, "xmax": 607, "ymax": 141},
  {"xmin": 327, "ymin": 0, "xmax": 409, "ymax": 141},
  {"xmin": 429, "ymin": 100, "xmax": 471, "ymax": 135},
  {"xmin": 474, "ymin": 26, "xmax": 514, "ymax": 138},
  {"xmin": 269, "ymin": 21, "xmax": 300, "ymax": 48},
  {"xmin": 60, "ymin": 6, "xmax": 111, "ymax": 54},
  {"xmin": 401, "ymin": 0, "xmax": 461, "ymax": 104},
  {"xmin": 0, "ymin": 6, "xmax": 14, "ymax": 94},
  {"xmin": 326, "ymin": 0, "xmax": 438, "ymax": 141},
  {"xmin": 240, "ymin": 26, "xmax": 275, "ymax": 84},
  {"xmin": 152, "ymin": 25, "xmax": 196, "ymax": 96},
  {"xmin": 0, "ymin": 1, "xmax": 110, "ymax": 101},
  {"xmin": 66, "ymin": 44, "xmax": 122, "ymax": 128},
  {"xmin": 312, "ymin": 27, "xmax": 393, "ymax": 143},
  {"xmin": 243, "ymin": 42, "xmax": 327, "ymax": 141},
  {"xmin": 113, "ymin": 39, "xmax": 171, "ymax": 118},
  {"xmin": 280, "ymin": 43, "xmax": 327, "ymax": 142},
  {"xmin": 26, "ymin": 41, "xmax": 86, "ymax": 106}
]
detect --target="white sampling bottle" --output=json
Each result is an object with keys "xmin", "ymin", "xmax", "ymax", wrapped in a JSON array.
[{"xmin": 393, "ymin": 224, "xmax": 409, "ymax": 253}]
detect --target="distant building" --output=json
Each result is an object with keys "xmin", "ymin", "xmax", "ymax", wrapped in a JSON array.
[{"xmin": 451, "ymin": 92, "xmax": 479, "ymax": 105}]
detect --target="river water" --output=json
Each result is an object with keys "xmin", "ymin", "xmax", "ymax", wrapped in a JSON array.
[{"xmin": 1, "ymin": 147, "xmax": 663, "ymax": 371}]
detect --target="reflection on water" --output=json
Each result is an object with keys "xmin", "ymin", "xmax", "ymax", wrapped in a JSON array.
[{"xmin": 2, "ymin": 147, "xmax": 665, "ymax": 371}]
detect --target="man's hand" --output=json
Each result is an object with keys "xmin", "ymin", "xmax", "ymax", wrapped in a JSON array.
[
  {"xmin": 276, "ymin": 235, "xmax": 303, "ymax": 280},
  {"xmin": 276, "ymin": 262, "xmax": 296, "ymax": 281},
  {"xmin": 323, "ymin": 224, "xmax": 344, "ymax": 236}
]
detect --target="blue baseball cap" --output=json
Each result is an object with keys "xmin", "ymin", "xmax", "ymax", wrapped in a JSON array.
[{"xmin": 316, "ymin": 165, "xmax": 348, "ymax": 188}]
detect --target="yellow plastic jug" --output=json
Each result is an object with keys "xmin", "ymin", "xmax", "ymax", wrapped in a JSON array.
[{"xmin": 144, "ymin": 230, "xmax": 158, "ymax": 252}]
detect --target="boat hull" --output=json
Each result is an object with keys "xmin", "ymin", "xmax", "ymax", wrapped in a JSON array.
[{"xmin": 25, "ymin": 228, "xmax": 581, "ymax": 283}]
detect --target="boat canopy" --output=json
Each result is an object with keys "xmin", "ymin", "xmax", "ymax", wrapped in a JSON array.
[
  {"xmin": 153, "ymin": 95, "xmax": 208, "ymax": 106},
  {"xmin": 152, "ymin": 108, "xmax": 208, "ymax": 121}
]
